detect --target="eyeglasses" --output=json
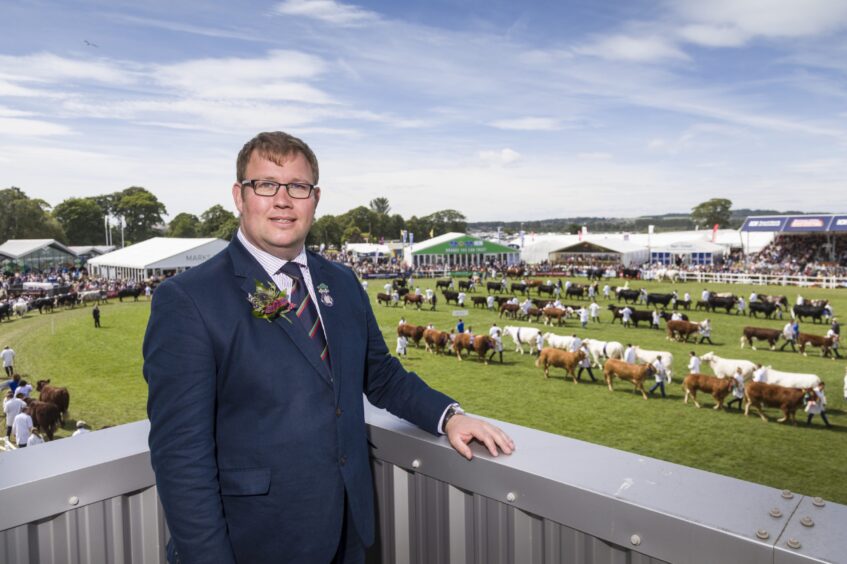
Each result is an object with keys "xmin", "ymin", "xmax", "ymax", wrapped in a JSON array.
[{"xmin": 241, "ymin": 179, "xmax": 316, "ymax": 199}]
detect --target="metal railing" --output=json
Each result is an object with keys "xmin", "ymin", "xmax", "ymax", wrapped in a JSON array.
[{"xmin": 1, "ymin": 406, "xmax": 844, "ymax": 564}]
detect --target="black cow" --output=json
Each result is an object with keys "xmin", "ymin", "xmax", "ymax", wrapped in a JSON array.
[
  {"xmin": 646, "ymin": 293, "xmax": 674, "ymax": 309},
  {"xmin": 511, "ymin": 283, "xmax": 529, "ymax": 296},
  {"xmin": 0, "ymin": 303, "xmax": 11, "ymax": 322},
  {"xmin": 608, "ymin": 305, "xmax": 652, "ymax": 327},
  {"xmin": 486, "ymin": 281, "xmax": 504, "ymax": 294},
  {"xmin": 621, "ymin": 268, "xmax": 641, "ymax": 279},
  {"xmin": 32, "ymin": 297, "xmax": 55, "ymax": 313},
  {"xmin": 392, "ymin": 278, "xmax": 407, "ymax": 289},
  {"xmin": 442, "ymin": 290, "xmax": 460, "ymax": 305},
  {"xmin": 458, "ymin": 280, "xmax": 475, "ymax": 292},
  {"xmin": 659, "ymin": 311, "xmax": 689, "ymax": 322},
  {"xmin": 749, "ymin": 301, "xmax": 779, "ymax": 319},
  {"xmin": 586, "ymin": 268, "xmax": 604, "ymax": 281},
  {"xmin": 118, "ymin": 287, "xmax": 143, "ymax": 302},
  {"xmin": 617, "ymin": 289, "xmax": 640, "ymax": 304},
  {"xmin": 435, "ymin": 279, "xmax": 453, "ymax": 290},
  {"xmin": 793, "ymin": 305, "xmax": 826, "ymax": 323},
  {"xmin": 707, "ymin": 296, "xmax": 735, "ymax": 313},
  {"xmin": 537, "ymin": 284, "xmax": 556, "ymax": 296},
  {"xmin": 566, "ymin": 285, "xmax": 586, "ymax": 299}
]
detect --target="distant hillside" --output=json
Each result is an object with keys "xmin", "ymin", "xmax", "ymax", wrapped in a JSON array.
[{"xmin": 468, "ymin": 209, "xmax": 816, "ymax": 235}]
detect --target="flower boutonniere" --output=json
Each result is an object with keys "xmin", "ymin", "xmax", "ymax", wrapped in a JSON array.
[{"xmin": 247, "ymin": 279, "xmax": 296, "ymax": 323}]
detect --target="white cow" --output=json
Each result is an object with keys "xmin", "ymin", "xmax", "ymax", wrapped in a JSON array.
[
  {"xmin": 503, "ymin": 326, "xmax": 542, "ymax": 354},
  {"xmin": 758, "ymin": 367, "xmax": 821, "ymax": 389},
  {"xmin": 13, "ymin": 298, "xmax": 29, "ymax": 317},
  {"xmin": 700, "ymin": 352, "xmax": 756, "ymax": 380},
  {"xmin": 583, "ymin": 338, "xmax": 624, "ymax": 369},
  {"xmin": 634, "ymin": 347, "xmax": 674, "ymax": 381},
  {"xmin": 78, "ymin": 290, "xmax": 105, "ymax": 305},
  {"xmin": 543, "ymin": 332, "xmax": 577, "ymax": 351}
]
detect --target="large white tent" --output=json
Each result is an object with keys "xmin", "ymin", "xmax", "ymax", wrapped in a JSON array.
[{"xmin": 87, "ymin": 237, "xmax": 228, "ymax": 280}]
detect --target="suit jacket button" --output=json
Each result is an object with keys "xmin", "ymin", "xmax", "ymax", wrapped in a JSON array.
[
  {"xmin": 336, "ymin": 407, "xmax": 342, "ymax": 417},
  {"xmin": 340, "ymin": 455, "xmax": 347, "ymax": 466}
]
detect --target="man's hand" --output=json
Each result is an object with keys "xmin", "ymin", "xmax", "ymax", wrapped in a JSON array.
[{"xmin": 445, "ymin": 414, "xmax": 515, "ymax": 460}]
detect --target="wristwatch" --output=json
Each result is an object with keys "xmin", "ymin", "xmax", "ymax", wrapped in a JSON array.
[{"xmin": 442, "ymin": 403, "xmax": 465, "ymax": 432}]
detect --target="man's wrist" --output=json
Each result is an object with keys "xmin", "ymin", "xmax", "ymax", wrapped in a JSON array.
[{"xmin": 440, "ymin": 403, "xmax": 464, "ymax": 433}]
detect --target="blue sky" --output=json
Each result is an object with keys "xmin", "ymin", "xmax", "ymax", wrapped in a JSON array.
[{"xmin": 1, "ymin": 0, "xmax": 846, "ymax": 222}]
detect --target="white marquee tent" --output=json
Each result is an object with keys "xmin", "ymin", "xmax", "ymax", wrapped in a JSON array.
[{"xmin": 87, "ymin": 237, "xmax": 228, "ymax": 280}]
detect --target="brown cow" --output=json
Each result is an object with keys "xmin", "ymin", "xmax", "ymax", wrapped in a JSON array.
[
  {"xmin": 23, "ymin": 399, "xmax": 61, "ymax": 440},
  {"xmin": 376, "ymin": 292, "xmax": 395, "ymax": 306},
  {"xmin": 452, "ymin": 333, "xmax": 494, "ymax": 363},
  {"xmin": 397, "ymin": 323, "xmax": 425, "ymax": 347},
  {"xmin": 603, "ymin": 359, "xmax": 655, "ymax": 399},
  {"xmin": 740, "ymin": 326, "xmax": 781, "ymax": 350},
  {"xmin": 402, "ymin": 294, "xmax": 424, "ymax": 310},
  {"xmin": 423, "ymin": 329, "xmax": 451, "ymax": 354},
  {"xmin": 796, "ymin": 333, "xmax": 834, "ymax": 357},
  {"xmin": 682, "ymin": 373, "xmax": 735, "ymax": 409},
  {"xmin": 536, "ymin": 348, "xmax": 585, "ymax": 383},
  {"xmin": 36, "ymin": 379, "xmax": 70, "ymax": 424},
  {"xmin": 522, "ymin": 306, "xmax": 544, "ymax": 323},
  {"xmin": 666, "ymin": 320, "xmax": 701, "ymax": 342},
  {"xmin": 499, "ymin": 303, "xmax": 520, "ymax": 318},
  {"xmin": 744, "ymin": 381, "xmax": 812, "ymax": 424},
  {"xmin": 543, "ymin": 307, "xmax": 567, "ymax": 326}
]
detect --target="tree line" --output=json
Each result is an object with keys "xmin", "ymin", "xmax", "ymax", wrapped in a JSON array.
[{"xmin": 0, "ymin": 188, "xmax": 467, "ymax": 248}]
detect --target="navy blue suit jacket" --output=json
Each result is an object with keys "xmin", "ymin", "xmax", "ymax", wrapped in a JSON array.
[{"xmin": 143, "ymin": 238, "xmax": 454, "ymax": 563}]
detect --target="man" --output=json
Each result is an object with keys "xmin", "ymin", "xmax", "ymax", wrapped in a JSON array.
[
  {"xmin": 649, "ymin": 355, "xmax": 668, "ymax": 398},
  {"xmin": 736, "ymin": 296, "xmax": 746, "ymax": 316},
  {"xmin": 779, "ymin": 321, "xmax": 797, "ymax": 352},
  {"xmin": 588, "ymin": 301, "xmax": 600, "ymax": 323},
  {"xmin": 72, "ymin": 420, "xmax": 91, "ymax": 436},
  {"xmin": 1, "ymin": 346, "xmax": 15, "ymax": 378},
  {"xmin": 143, "ymin": 131, "xmax": 514, "ymax": 564},
  {"xmin": 456, "ymin": 318, "xmax": 465, "ymax": 334},
  {"xmin": 92, "ymin": 304, "xmax": 101, "ymax": 328},
  {"xmin": 12, "ymin": 405, "xmax": 32, "ymax": 448},
  {"xmin": 687, "ymin": 351, "xmax": 700, "ymax": 374},
  {"xmin": 726, "ymin": 367, "xmax": 745, "ymax": 411},
  {"xmin": 651, "ymin": 309, "xmax": 660, "ymax": 330},
  {"xmin": 3, "ymin": 390, "xmax": 25, "ymax": 439},
  {"xmin": 621, "ymin": 306, "xmax": 633, "ymax": 328},
  {"xmin": 752, "ymin": 363, "xmax": 766, "ymax": 383},
  {"xmin": 698, "ymin": 319, "xmax": 713, "ymax": 344},
  {"xmin": 623, "ymin": 344, "xmax": 636, "ymax": 364}
]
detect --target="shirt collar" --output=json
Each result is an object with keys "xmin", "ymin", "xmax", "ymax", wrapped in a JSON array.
[{"xmin": 237, "ymin": 229, "xmax": 308, "ymax": 277}]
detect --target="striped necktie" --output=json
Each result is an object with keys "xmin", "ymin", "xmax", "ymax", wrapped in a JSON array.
[{"xmin": 278, "ymin": 261, "xmax": 331, "ymax": 368}]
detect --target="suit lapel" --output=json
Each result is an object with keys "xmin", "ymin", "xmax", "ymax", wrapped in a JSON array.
[
  {"xmin": 307, "ymin": 253, "xmax": 343, "ymax": 399},
  {"xmin": 229, "ymin": 239, "xmax": 333, "ymax": 388}
]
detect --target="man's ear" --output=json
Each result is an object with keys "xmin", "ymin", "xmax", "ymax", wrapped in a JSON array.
[{"xmin": 232, "ymin": 182, "xmax": 244, "ymax": 214}]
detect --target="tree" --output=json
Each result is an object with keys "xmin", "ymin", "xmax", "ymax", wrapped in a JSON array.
[
  {"xmin": 308, "ymin": 215, "xmax": 343, "ymax": 248},
  {"xmin": 200, "ymin": 205, "xmax": 239, "ymax": 239},
  {"xmin": 691, "ymin": 198, "xmax": 732, "ymax": 229},
  {"xmin": 167, "ymin": 213, "xmax": 201, "ymax": 237},
  {"xmin": 341, "ymin": 225, "xmax": 364, "ymax": 244},
  {"xmin": 0, "ymin": 187, "xmax": 66, "ymax": 241},
  {"xmin": 53, "ymin": 197, "xmax": 105, "ymax": 244},
  {"xmin": 114, "ymin": 187, "xmax": 167, "ymax": 243},
  {"xmin": 369, "ymin": 197, "xmax": 390, "ymax": 215},
  {"xmin": 426, "ymin": 209, "xmax": 467, "ymax": 237}
]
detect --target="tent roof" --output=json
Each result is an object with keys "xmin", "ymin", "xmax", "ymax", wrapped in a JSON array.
[
  {"xmin": 345, "ymin": 243, "xmax": 391, "ymax": 254},
  {"xmin": 68, "ymin": 245, "xmax": 116, "ymax": 256},
  {"xmin": 651, "ymin": 240, "xmax": 726, "ymax": 253},
  {"xmin": 553, "ymin": 237, "xmax": 647, "ymax": 254},
  {"xmin": 88, "ymin": 237, "xmax": 224, "ymax": 269},
  {"xmin": 0, "ymin": 239, "xmax": 75, "ymax": 258},
  {"xmin": 412, "ymin": 233, "xmax": 516, "ymax": 255}
]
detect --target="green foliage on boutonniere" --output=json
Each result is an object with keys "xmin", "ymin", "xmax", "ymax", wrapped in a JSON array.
[{"xmin": 247, "ymin": 279, "xmax": 295, "ymax": 323}]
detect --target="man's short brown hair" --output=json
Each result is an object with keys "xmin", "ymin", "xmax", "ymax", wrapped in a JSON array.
[{"xmin": 236, "ymin": 131, "xmax": 319, "ymax": 184}]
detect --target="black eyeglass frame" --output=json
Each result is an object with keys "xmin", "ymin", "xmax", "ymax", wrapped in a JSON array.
[{"xmin": 240, "ymin": 179, "xmax": 317, "ymax": 199}]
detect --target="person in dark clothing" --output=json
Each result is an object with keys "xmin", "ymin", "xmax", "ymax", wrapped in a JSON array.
[{"xmin": 93, "ymin": 305, "xmax": 101, "ymax": 328}]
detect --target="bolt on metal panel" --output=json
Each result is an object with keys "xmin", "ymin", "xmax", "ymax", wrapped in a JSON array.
[{"xmin": 774, "ymin": 495, "xmax": 847, "ymax": 564}]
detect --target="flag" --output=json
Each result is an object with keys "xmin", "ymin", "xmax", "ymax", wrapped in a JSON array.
[
  {"xmin": 429, "ymin": 227, "xmax": 435, "ymax": 238},
  {"xmin": 648, "ymin": 225, "xmax": 654, "ymax": 235},
  {"xmin": 712, "ymin": 223, "xmax": 719, "ymax": 242},
  {"xmin": 409, "ymin": 232, "xmax": 414, "ymax": 245}
]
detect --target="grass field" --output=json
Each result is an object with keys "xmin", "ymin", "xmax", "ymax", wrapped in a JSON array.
[{"xmin": 2, "ymin": 277, "xmax": 845, "ymax": 503}]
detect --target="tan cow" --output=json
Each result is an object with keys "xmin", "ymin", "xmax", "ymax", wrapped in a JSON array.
[
  {"xmin": 743, "ymin": 381, "xmax": 811, "ymax": 424},
  {"xmin": 796, "ymin": 333, "xmax": 834, "ymax": 357},
  {"xmin": 542, "ymin": 307, "xmax": 567, "ymax": 326},
  {"xmin": 452, "ymin": 333, "xmax": 495, "ymax": 363},
  {"xmin": 603, "ymin": 359, "xmax": 655, "ymax": 399},
  {"xmin": 666, "ymin": 319, "xmax": 702, "ymax": 342},
  {"xmin": 682, "ymin": 373, "xmax": 735, "ymax": 409},
  {"xmin": 536, "ymin": 348, "xmax": 585, "ymax": 383},
  {"xmin": 423, "ymin": 329, "xmax": 451, "ymax": 354},
  {"xmin": 397, "ymin": 323, "xmax": 425, "ymax": 347}
]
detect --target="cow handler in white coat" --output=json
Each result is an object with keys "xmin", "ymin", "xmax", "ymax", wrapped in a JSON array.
[{"xmin": 648, "ymin": 356, "xmax": 669, "ymax": 398}]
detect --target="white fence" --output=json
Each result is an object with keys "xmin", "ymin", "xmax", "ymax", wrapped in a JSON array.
[{"xmin": 675, "ymin": 271, "xmax": 847, "ymax": 289}]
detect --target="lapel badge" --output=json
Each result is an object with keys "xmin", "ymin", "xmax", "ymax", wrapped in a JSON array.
[{"xmin": 317, "ymin": 282, "xmax": 334, "ymax": 307}]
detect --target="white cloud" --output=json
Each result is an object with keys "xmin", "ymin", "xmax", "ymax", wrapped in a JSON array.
[
  {"xmin": 577, "ymin": 152, "xmax": 612, "ymax": 161},
  {"xmin": 574, "ymin": 34, "xmax": 689, "ymax": 62},
  {"xmin": 489, "ymin": 117, "xmax": 559, "ymax": 131},
  {"xmin": 478, "ymin": 148, "xmax": 521, "ymax": 165},
  {"xmin": 0, "ymin": 117, "xmax": 72, "ymax": 137},
  {"xmin": 677, "ymin": 24, "xmax": 749, "ymax": 47},
  {"xmin": 670, "ymin": 0, "xmax": 847, "ymax": 39},
  {"xmin": 0, "ymin": 52, "xmax": 136, "ymax": 86},
  {"xmin": 275, "ymin": 0, "xmax": 378, "ymax": 26}
]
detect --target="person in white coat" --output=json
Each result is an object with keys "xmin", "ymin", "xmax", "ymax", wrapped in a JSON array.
[
  {"xmin": 648, "ymin": 356, "xmax": 668, "ymax": 398},
  {"xmin": 752, "ymin": 364, "xmax": 766, "ymax": 383},
  {"xmin": 805, "ymin": 383, "xmax": 832, "ymax": 427},
  {"xmin": 589, "ymin": 301, "xmax": 601, "ymax": 323},
  {"xmin": 535, "ymin": 332, "xmax": 543, "ymax": 356},
  {"xmin": 12, "ymin": 409, "xmax": 33, "ymax": 447},
  {"xmin": 687, "ymin": 351, "xmax": 701, "ymax": 374},
  {"xmin": 623, "ymin": 344, "xmax": 636, "ymax": 364},
  {"xmin": 578, "ymin": 307, "xmax": 589, "ymax": 329},
  {"xmin": 651, "ymin": 310, "xmax": 661, "ymax": 330},
  {"xmin": 576, "ymin": 344, "xmax": 596, "ymax": 382},
  {"xmin": 3, "ymin": 391, "xmax": 25, "ymax": 439},
  {"xmin": 726, "ymin": 367, "xmax": 746, "ymax": 411},
  {"xmin": 486, "ymin": 294, "xmax": 495, "ymax": 310},
  {"xmin": 621, "ymin": 306, "xmax": 633, "ymax": 328},
  {"xmin": 26, "ymin": 428, "xmax": 44, "ymax": 446},
  {"xmin": 603, "ymin": 284, "xmax": 611, "ymax": 300},
  {"xmin": 396, "ymin": 335, "xmax": 408, "ymax": 358}
]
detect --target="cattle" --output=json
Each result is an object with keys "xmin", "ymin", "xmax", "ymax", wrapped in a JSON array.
[
  {"xmin": 796, "ymin": 333, "xmax": 835, "ymax": 357},
  {"xmin": 542, "ymin": 332, "xmax": 577, "ymax": 351},
  {"xmin": 646, "ymin": 293, "xmax": 675, "ymax": 309},
  {"xmin": 659, "ymin": 311, "xmax": 689, "ymax": 322},
  {"xmin": 452, "ymin": 333, "xmax": 495, "ymax": 363},
  {"xmin": 376, "ymin": 292, "xmax": 395, "ymax": 307},
  {"xmin": 675, "ymin": 299, "xmax": 692, "ymax": 310},
  {"xmin": 536, "ymin": 348, "xmax": 585, "ymax": 383},
  {"xmin": 655, "ymin": 268, "xmax": 680, "ymax": 283},
  {"xmin": 118, "ymin": 287, "xmax": 143, "ymax": 302},
  {"xmin": 0, "ymin": 303, "xmax": 11, "ymax": 322},
  {"xmin": 707, "ymin": 296, "xmax": 735, "ymax": 313},
  {"xmin": 442, "ymin": 290, "xmax": 460, "ymax": 305},
  {"xmin": 792, "ymin": 305, "xmax": 826, "ymax": 323},
  {"xmin": 499, "ymin": 303, "xmax": 520, "ymax": 319},
  {"xmin": 471, "ymin": 296, "xmax": 487, "ymax": 308},
  {"xmin": 392, "ymin": 278, "xmax": 407, "ymax": 289},
  {"xmin": 634, "ymin": 348, "xmax": 674, "ymax": 380},
  {"xmin": 695, "ymin": 300, "xmax": 709, "ymax": 311},
  {"xmin": 503, "ymin": 326, "xmax": 542, "ymax": 354},
  {"xmin": 36, "ymin": 380, "xmax": 70, "ymax": 424},
  {"xmin": 808, "ymin": 299, "xmax": 829, "ymax": 308},
  {"xmin": 666, "ymin": 320, "xmax": 701, "ymax": 342},
  {"xmin": 758, "ymin": 294, "xmax": 788, "ymax": 310},
  {"xmin": 586, "ymin": 268, "xmax": 604, "ymax": 281},
  {"xmin": 542, "ymin": 307, "xmax": 567, "ymax": 326},
  {"xmin": 23, "ymin": 399, "xmax": 61, "ymax": 440},
  {"xmin": 620, "ymin": 268, "xmax": 641, "ymax": 279},
  {"xmin": 537, "ymin": 284, "xmax": 557, "ymax": 297},
  {"xmin": 486, "ymin": 281, "xmax": 504, "ymax": 294},
  {"xmin": 526, "ymin": 280, "xmax": 543, "ymax": 288},
  {"xmin": 55, "ymin": 292, "xmax": 78, "ymax": 308},
  {"xmin": 458, "ymin": 280, "xmax": 475, "ymax": 292},
  {"xmin": 565, "ymin": 285, "xmax": 586, "ymax": 299},
  {"xmin": 748, "ymin": 301, "xmax": 779, "ymax": 319},
  {"xmin": 435, "ymin": 279, "xmax": 453, "ymax": 290},
  {"xmin": 740, "ymin": 327, "xmax": 781, "ymax": 350},
  {"xmin": 682, "ymin": 373, "xmax": 735, "ymax": 409},
  {"xmin": 397, "ymin": 287, "xmax": 410, "ymax": 298},
  {"xmin": 397, "ymin": 323, "xmax": 425, "ymax": 347},
  {"xmin": 700, "ymin": 352, "xmax": 755, "ymax": 380},
  {"xmin": 79, "ymin": 290, "xmax": 106, "ymax": 305},
  {"xmin": 402, "ymin": 294, "xmax": 425, "ymax": 310},
  {"xmin": 616, "ymin": 289, "xmax": 640, "ymax": 304},
  {"xmin": 523, "ymin": 306, "xmax": 544, "ymax": 323},
  {"xmin": 423, "ymin": 329, "xmax": 452, "ymax": 354},
  {"xmin": 510, "ymin": 283, "xmax": 529, "ymax": 296},
  {"xmin": 756, "ymin": 367, "xmax": 821, "ymax": 389},
  {"xmin": 603, "ymin": 359, "xmax": 655, "ymax": 399},
  {"xmin": 608, "ymin": 305, "xmax": 652, "ymax": 327},
  {"xmin": 32, "ymin": 297, "xmax": 55, "ymax": 314},
  {"xmin": 583, "ymin": 338, "xmax": 623, "ymax": 368},
  {"xmin": 743, "ymin": 382, "xmax": 810, "ymax": 424},
  {"xmin": 12, "ymin": 299, "xmax": 29, "ymax": 317}
]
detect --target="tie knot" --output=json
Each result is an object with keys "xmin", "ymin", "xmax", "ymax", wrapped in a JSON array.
[{"xmin": 278, "ymin": 261, "xmax": 303, "ymax": 280}]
